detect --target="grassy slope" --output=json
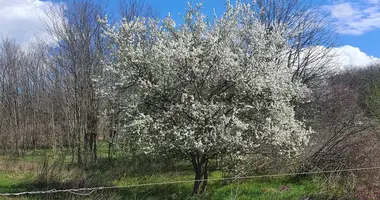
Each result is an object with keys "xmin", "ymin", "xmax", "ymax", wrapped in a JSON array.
[{"xmin": 0, "ymin": 149, "xmax": 347, "ymax": 200}]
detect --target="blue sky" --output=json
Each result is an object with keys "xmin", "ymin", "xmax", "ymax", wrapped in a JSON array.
[
  {"xmin": 138, "ymin": 0, "xmax": 380, "ymax": 58},
  {"xmin": 323, "ymin": 0, "xmax": 380, "ymax": 58},
  {"xmin": 0, "ymin": 0, "xmax": 379, "ymax": 67}
]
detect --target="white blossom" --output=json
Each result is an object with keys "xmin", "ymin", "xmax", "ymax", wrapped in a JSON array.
[{"xmin": 100, "ymin": 1, "xmax": 312, "ymax": 161}]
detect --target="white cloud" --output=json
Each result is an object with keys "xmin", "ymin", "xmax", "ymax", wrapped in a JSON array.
[
  {"xmin": 325, "ymin": 1, "xmax": 380, "ymax": 35},
  {"xmin": 0, "ymin": 0, "xmax": 60, "ymax": 45},
  {"xmin": 298, "ymin": 45, "xmax": 379, "ymax": 73},
  {"xmin": 302, "ymin": 45, "xmax": 380, "ymax": 72},
  {"xmin": 329, "ymin": 3, "xmax": 356, "ymax": 19},
  {"xmin": 332, "ymin": 45, "xmax": 380, "ymax": 69}
]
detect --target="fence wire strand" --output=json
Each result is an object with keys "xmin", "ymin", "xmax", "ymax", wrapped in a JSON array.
[{"xmin": 2, "ymin": 166, "xmax": 380, "ymax": 196}]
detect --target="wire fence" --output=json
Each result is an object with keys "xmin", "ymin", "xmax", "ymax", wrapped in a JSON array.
[{"xmin": 1, "ymin": 166, "xmax": 380, "ymax": 197}]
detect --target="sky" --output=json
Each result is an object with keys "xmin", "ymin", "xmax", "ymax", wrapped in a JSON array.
[{"xmin": 0, "ymin": 0, "xmax": 379, "ymax": 68}]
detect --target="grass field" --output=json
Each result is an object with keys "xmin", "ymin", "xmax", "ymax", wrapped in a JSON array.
[{"xmin": 0, "ymin": 148, "xmax": 353, "ymax": 200}]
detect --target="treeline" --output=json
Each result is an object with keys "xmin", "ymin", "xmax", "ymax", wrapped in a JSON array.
[{"xmin": 0, "ymin": 0, "xmax": 155, "ymax": 166}]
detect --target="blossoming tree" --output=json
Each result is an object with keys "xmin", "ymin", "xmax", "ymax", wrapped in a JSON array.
[{"xmin": 100, "ymin": 1, "xmax": 311, "ymax": 194}]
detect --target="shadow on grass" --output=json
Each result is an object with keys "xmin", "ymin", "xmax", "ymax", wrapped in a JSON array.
[
  {"xmin": 1, "ymin": 183, "xmax": 200, "ymax": 200},
  {"xmin": 0, "ymin": 182, "xmax": 34, "ymax": 194},
  {"xmin": 84, "ymin": 156, "xmax": 194, "ymax": 186},
  {"xmin": 0, "ymin": 156, "xmax": 198, "ymax": 199}
]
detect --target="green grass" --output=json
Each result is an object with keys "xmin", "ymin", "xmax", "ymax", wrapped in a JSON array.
[
  {"xmin": 0, "ymin": 172, "xmax": 32, "ymax": 193},
  {"xmin": 106, "ymin": 174, "xmax": 336, "ymax": 200},
  {"xmin": 209, "ymin": 178, "xmax": 328, "ymax": 200},
  {"xmin": 0, "ymin": 149, "xmax": 351, "ymax": 199}
]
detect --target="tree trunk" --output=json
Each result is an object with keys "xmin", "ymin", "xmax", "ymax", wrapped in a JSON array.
[
  {"xmin": 93, "ymin": 135, "xmax": 97, "ymax": 162},
  {"xmin": 192, "ymin": 168, "xmax": 202, "ymax": 195},
  {"xmin": 191, "ymin": 153, "xmax": 209, "ymax": 195},
  {"xmin": 201, "ymin": 160, "xmax": 208, "ymax": 193}
]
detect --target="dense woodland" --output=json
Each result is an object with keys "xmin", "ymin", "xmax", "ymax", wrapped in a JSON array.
[{"xmin": 1, "ymin": 0, "xmax": 380, "ymax": 199}]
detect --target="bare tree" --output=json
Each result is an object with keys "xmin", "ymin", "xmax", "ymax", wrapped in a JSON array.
[
  {"xmin": 118, "ymin": 0, "xmax": 158, "ymax": 21},
  {"xmin": 300, "ymin": 66, "xmax": 380, "ymax": 174},
  {"xmin": 251, "ymin": 0, "xmax": 338, "ymax": 86},
  {"xmin": 0, "ymin": 38, "xmax": 53, "ymax": 155},
  {"xmin": 43, "ymin": 0, "xmax": 106, "ymax": 166},
  {"xmin": 0, "ymin": 38, "xmax": 23, "ymax": 155}
]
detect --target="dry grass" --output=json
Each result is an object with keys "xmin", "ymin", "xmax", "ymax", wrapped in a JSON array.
[{"xmin": 0, "ymin": 158, "xmax": 38, "ymax": 174}]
